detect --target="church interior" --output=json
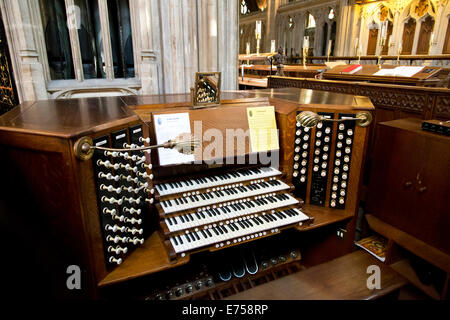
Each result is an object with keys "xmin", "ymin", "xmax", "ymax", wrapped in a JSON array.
[{"xmin": 0, "ymin": 0, "xmax": 448, "ymax": 304}]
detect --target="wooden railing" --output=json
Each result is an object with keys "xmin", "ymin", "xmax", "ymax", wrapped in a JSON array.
[
  {"xmin": 267, "ymin": 75, "xmax": 450, "ymax": 121},
  {"xmin": 287, "ymin": 54, "xmax": 450, "ymax": 65}
]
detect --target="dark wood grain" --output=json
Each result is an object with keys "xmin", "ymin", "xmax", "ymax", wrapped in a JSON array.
[
  {"xmin": 0, "ymin": 87, "xmax": 375, "ymax": 298},
  {"xmin": 323, "ymin": 64, "xmax": 445, "ymax": 86},
  {"xmin": 367, "ymin": 118, "xmax": 450, "ymax": 255},
  {"xmin": 366, "ymin": 214, "xmax": 450, "ymax": 273},
  {"xmin": 225, "ymin": 250, "xmax": 407, "ymax": 300}
]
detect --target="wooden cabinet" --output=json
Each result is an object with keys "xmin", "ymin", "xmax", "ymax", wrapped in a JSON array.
[{"xmin": 367, "ymin": 118, "xmax": 450, "ymax": 255}]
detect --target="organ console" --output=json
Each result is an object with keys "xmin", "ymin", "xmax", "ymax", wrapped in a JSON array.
[{"xmin": 0, "ymin": 88, "xmax": 374, "ymax": 299}]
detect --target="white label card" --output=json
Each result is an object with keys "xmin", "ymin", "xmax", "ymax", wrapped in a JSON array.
[{"xmin": 154, "ymin": 113, "xmax": 195, "ymax": 166}]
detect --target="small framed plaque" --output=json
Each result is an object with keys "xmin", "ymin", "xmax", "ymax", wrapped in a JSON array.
[{"xmin": 191, "ymin": 72, "xmax": 221, "ymax": 109}]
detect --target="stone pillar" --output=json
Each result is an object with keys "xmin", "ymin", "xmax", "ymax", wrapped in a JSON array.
[
  {"xmin": 133, "ymin": 0, "xmax": 159, "ymax": 94},
  {"xmin": 217, "ymin": 0, "xmax": 238, "ymax": 90},
  {"xmin": 335, "ymin": 0, "xmax": 356, "ymax": 56},
  {"xmin": 265, "ymin": 0, "xmax": 281, "ymax": 52},
  {"xmin": 0, "ymin": 0, "xmax": 48, "ymax": 102},
  {"xmin": 158, "ymin": 0, "xmax": 197, "ymax": 94},
  {"xmin": 197, "ymin": 0, "xmax": 217, "ymax": 72}
]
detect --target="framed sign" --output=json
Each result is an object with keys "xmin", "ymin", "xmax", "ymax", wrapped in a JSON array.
[{"xmin": 191, "ymin": 71, "xmax": 221, "ymax": 108}]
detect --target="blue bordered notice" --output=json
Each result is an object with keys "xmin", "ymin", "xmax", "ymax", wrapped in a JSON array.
[{"xmin": 154, "ymin": 113, "xmax": 194, "ymax": 166}]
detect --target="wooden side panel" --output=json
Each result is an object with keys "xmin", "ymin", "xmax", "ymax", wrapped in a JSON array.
[
  {"xmin": 0, "ymin": 134, "xmax": 96, "ymax": 298},
  {"xmin": 416, "ymin": 16, "xmax": 435, "ymax": 54},
  {"xmin": 367, "ymin": 120, "xmax": 450, "ymax": 254},
  {"xmin": 367, "ymin": 28, "xmax": 379, "ymax": 55},
  {"xmin": 402, "ymin": 18, "xmax": 416, "ymax": 54},
  {"xmin": 443, "ymin": 19, "xmax": 450, "ymax": 54}
]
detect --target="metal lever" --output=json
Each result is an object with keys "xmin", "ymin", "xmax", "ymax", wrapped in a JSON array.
[
  {"xmin": 74, "ymin": 133, "xmax": 201, "ymax": 160},
  {"xmin": 296, "ymin": 111, "xmax": 372, "ymax": 128}
]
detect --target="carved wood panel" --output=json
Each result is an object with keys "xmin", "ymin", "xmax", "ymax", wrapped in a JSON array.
[
  {"xmin": 367, "ymin": 28, "xmax": 379, "ymax": 55},
  {"xmin": 267, "ymin": 76, "xmax": 450, "ymax": 121},
  {"xmin": 416, "ymin": 15, "xmax": 435, "ymax": 54},
  {"xmin": 401, "ymin": 18, "xmax": 416, "ymax": 54},
  {"xmin": 435, "ymin": 96, "xmax": 450, "ymax": 119}
]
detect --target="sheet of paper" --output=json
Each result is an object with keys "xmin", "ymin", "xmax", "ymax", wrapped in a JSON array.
[
  {"xmin": 154, "ymin": 113, "xmax": 195, "ymax": 166},
  {"xmin": 393, "ymin": 66, "xmax": 424, "ymax": 77},
  {"xmin": 373, "ymin": 66, "xmax": 424, "ymax": 77},
  {"xmin": 247, "ymin": 106, "xmax": 279, "ymax": 153},
  {"xmin": 373, "ymin": 69, "xmax": 394, "ymax": 76}
]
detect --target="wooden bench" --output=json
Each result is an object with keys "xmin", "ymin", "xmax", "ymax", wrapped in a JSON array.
[{"xmin": 225, "ymin": 250, "xmax": 408, "ymax": 300}]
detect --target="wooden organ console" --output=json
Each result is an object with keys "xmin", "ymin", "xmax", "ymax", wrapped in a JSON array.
[{"xmin": 0, "ymin": 88, "xmax": 374, "ymax": 299}]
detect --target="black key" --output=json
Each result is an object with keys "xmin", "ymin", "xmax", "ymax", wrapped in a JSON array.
[{"xmin": 173, "ymin": 237, "xmax": 178, "ymax": 245}]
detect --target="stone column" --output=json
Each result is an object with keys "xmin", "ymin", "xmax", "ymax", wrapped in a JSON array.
[
  {"xmin": 335, "ymin": 0, "xmax": 356, "ymax": 56},
  {"xmin": 217, "ymin": 0, "xmax": 238, "ymax": 90},
  {"xmin": 0, "ymin": 0, "xmax": 48, "ymax": 102},
  {"xmin": 265, "ymin": 0, "xmax": 281, "ymax": 52},
  {"xmin": 133, "ymin": 0, "xmax": 159, "ymax": 94}
]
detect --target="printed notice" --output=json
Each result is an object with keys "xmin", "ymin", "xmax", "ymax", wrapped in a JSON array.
[
  {"xmin": 247, "ymin": 106, "xmax": 279, "ymax": 153},
  {"xmin": 373, "ymin": 66, "xmax": 424, "ymax": 77},
  {"xmin": 154, "ymin": 113, "xmax": 195, "ymax": 166}
]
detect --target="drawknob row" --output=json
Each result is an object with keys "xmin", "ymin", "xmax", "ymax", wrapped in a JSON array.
[
  {"xmin": 97, "ymin": 160, "xmax": 154, "ymax": 174},
  {"xmin": 106, "ymin": 235, "xmax": 144, "ymax": 245},
  {"xmin": 105, "ymin": 224, "xmax": 143, "ymax": 235},
  {"xmin": 98, "ymin": 173, "xmax": 151, "ymax": 187}
]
